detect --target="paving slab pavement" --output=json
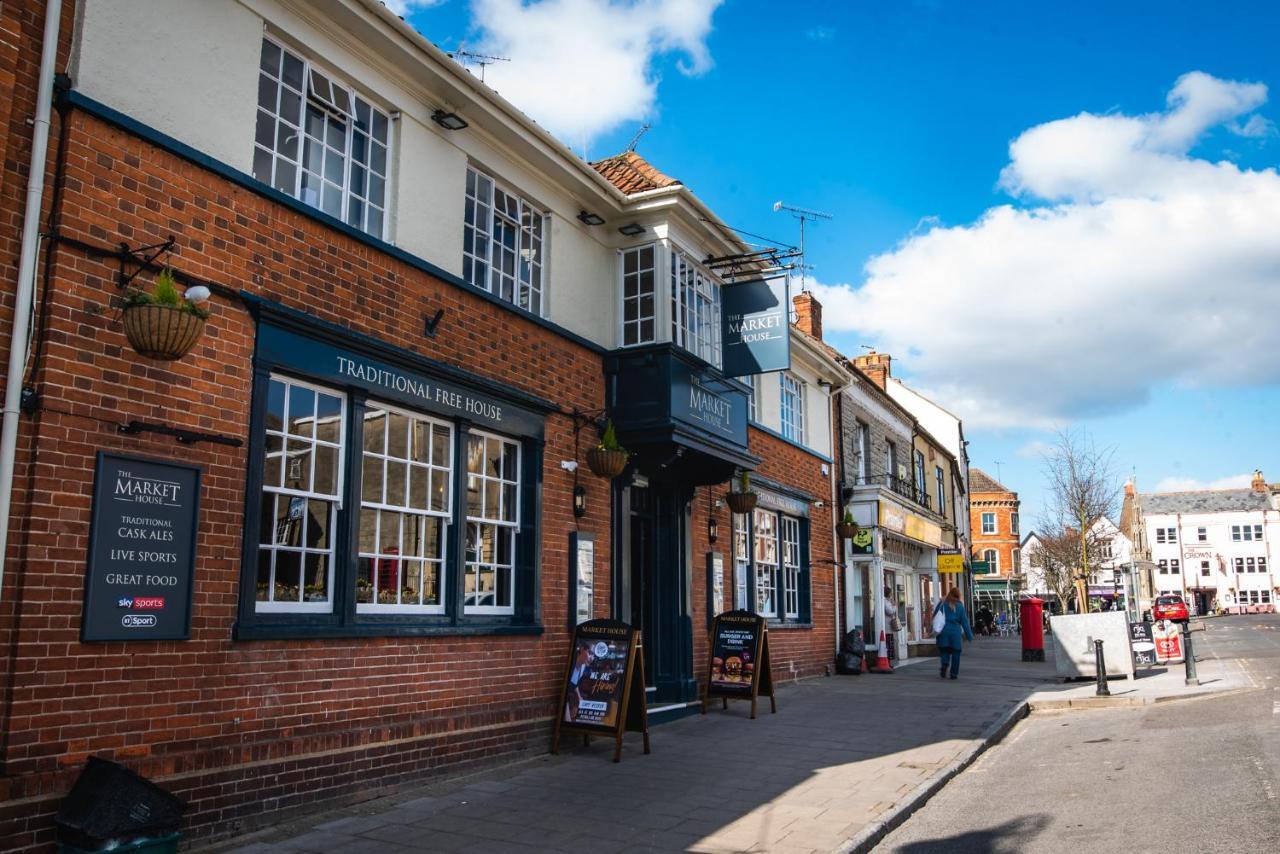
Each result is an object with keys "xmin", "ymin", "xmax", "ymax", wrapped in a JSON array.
[{"xmin": 199, "ymin": 634, "xmax": 1243, "ymax": 854}]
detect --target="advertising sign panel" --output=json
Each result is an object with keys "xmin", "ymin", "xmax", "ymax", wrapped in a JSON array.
[{"xmin": 82, "ymin": 453, "xmax": 201, "ymax": 641}]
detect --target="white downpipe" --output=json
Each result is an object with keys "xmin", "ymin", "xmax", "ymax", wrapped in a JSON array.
[{"xmin": 0, "ymin": 0, "xmax": 63, "ymax": 605}]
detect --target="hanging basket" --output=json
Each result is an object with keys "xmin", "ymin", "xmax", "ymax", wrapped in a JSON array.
[
  {"xmin": 837, "ymin": 522, "xmax": 859, "ymax": 540},
  {"xmin": 725, "ymin": 491, "xmax": 758, "ymax": 515},
  {"xmin": 585, "ymin": 447, "xmax": 629, "ymax": 479},
  {"xmin": 121, "ymin": 304, "xmax": 207, "ymax": 360}
]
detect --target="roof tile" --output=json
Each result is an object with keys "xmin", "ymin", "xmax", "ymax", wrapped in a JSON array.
[{"xmin": 590, "ymin": 151, "xmax": 681, "ymax": 195}]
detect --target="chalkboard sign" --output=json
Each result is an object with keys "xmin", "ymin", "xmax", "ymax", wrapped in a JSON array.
[
  {"xmin": 703, "ymin": 610, "xmax": 776, "ymax": 719},
  {"xmin": 551, "ymin": 619, "xmax": 650, "ymax": 762},
  {"xmin": 82, "ymin": 453, "xmax": 202, "ymax": 641},
  {"xmin": 1129, "ymin": 621, "xmax": 1156, "ymax": 668}
]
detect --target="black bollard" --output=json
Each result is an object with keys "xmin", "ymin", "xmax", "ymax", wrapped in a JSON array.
[
  {"xmin": 1094, "ymin": 639, "xmax": 1110, "ymax": 696},
  {"xmin": 1182, "ymin": 621, "xmax": 1199, "ymax": 686}
]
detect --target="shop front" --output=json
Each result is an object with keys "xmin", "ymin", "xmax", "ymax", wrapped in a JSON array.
[
  {"xmin": 605, "ymin": 344, "xmax": 756, "ymax": 708},
  {"xmin": 879, "ymin": 501, "xmax": 945, "ymax": 656}
]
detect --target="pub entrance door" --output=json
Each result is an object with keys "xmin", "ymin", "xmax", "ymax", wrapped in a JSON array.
[{"xmin": 616, "ymin": 479, "xmax": 696, "ymax": 707}]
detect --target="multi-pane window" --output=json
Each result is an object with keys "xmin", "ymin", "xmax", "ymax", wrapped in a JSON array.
[
  {"xmin": 781, "ymin": 516, "xmax": 801, "ymax": 619},
  {"xmin": 732, "ymin": 513, "xmax": 750, "ymax": 610},
  {"xmin": 856, "ymin": 421, "xmax": 870, "ymax": 482},
  {"xmin": 983, "ymin": 548, "xmax": 998, "ymax": 573},
  {"xmin": 464, "ymin": 431, "xmax": 520, "ymax": 613},
  {"xmin": 1012, "ymin": 548, "xmax": 1021, "ymax": 573},
  {"xmin": 1197, "ymin": 527, "xmax": 1208, "ymax": 542},
  {"xmin": 1260, "ymin": 557, "xmax": 1268, "ymax": 573},
  {"xmin": 753, "ymin": 509, "xmax": 778, "ymax": 617},
  {"xmin": 1155, "ymin": 527, "xmax": 1177, "ymax": 544},
  {"xmin": 913, "ymin": 450, "xmax": 926, "ymax": 503},
  {"xmin": 621, "ymin": 244, "xmax": 657, "ymax": 346},
  {"xmin": 1201, "ymin": 560, "xmax": 1211, "ymax": 576},
  {"xmin": 746, "ymin": 375, "xmax": 758, "ymax": 422},
  {"xmin": 670, "ymin": 248, "xmax": 722, "ymax": 367},
  {"xmin": 935, "ymin": 466, "xmax": 946, "ymax": 518},
  {"xmin": 1159, "ymin": 560, "xmax": 1169, "ymax": 574},
  {"xmin": 463, "ymin": 167, "xmax": 546, "ymax": 315},
  {"xmin": 257, "ymin": 376, "xmax": 345, "ymax": 610},
  {"xmin": 1011, "ymin": 512, "xmax": 1020, "ymax": 536},
  {"xmin": 981, "ymin": 512, "xmax": 996, "ymax": 535},
  {"xmin": 1231, "ymin": 524, "xmax": 1264, "ymax": 542},
  {"xmin": 734, "ymin": 508, "xmax": 807, "ymax": 622},
  {"xmin": 357, "ymin": 404, "xmax": 452, "ymax": 613},
  {"xmin": 254, "ymin": 38, "xmax": 390, "ymax": 237},
  {"xmin": 1171, "ymin": 558, "xmax": 1180, "ymax": 574},
  {"xmin": 780, "ymin": 373, "xmax": 805, "ymax": 443},
  {"xmin": 1234, "ymin": 558, "xmax": 1244, "ymax": 573}
]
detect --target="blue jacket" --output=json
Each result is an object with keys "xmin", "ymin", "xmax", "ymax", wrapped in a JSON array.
[{"xmin": 934, "ymin": 601, "xmax": 974, "ymax": 650}]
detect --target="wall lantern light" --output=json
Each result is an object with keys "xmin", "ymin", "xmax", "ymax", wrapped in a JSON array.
[
  {"xmin": 577, "ymin": 211, "xmax": 606, "ymax": 226},
  {"xmin": 431, "ymin": 109, "xmax": 468, "ymax": 130},
  {"xmin": 573, "ymin": 484, "xmax": 587, "ymax": 518},
  {"xmin": 708, "ymin": 516, "xmax": 719, "ymax": 544},
  {"xmin": 618, "ymin": 223, "xmax": 646, "ymax": 237}
]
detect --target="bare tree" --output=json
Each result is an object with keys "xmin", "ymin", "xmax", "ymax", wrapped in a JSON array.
[
  {"xmin": 1026, "ymin": 530, "xmax": 1080, "ymax": 612},
  {"xmin": 1040, "ymin": 429, "xmax": 1118, "ymax": 612}
]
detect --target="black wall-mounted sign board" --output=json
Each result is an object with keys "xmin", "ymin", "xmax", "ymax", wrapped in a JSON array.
[{"xmin": 82, "ymin": 453, "xmax": 201, "ymax": 641}]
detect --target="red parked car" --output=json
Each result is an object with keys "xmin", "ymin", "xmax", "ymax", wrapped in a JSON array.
[{"xmin": 1153, "ymin": 594, "xmax": 1190, "ymax": 623}]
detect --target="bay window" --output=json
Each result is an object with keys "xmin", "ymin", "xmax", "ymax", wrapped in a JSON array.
[
  {"xmin": 254, "ymin": 38, "xmax": 390, "ymax": 238},
  {"xmin": 670, "ymin": 248, "xmax": 722, "ymax": 366},
  {"xmin": 463, "ymin": 167, "xmax": 546, "ymax": 316},
  {"xmin": 242, "ymin": 319, "xmax": 544, "ymax": 639},
  {"xmin": 621, "ymin": 244, "xmax": 657, "ymax": 346}
]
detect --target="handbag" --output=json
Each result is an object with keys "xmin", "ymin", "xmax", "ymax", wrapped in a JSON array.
[{"xmin": 931, "ymin": 604, "xmax": 947, "ymax": 635}]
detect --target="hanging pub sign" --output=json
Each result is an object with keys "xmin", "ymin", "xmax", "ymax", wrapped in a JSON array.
[
  {"xmin": 82, "ymin": 452, "xmax": 201, "ymax": 641},
  {"xmin": 703, "ymin": 610, "xmax": 776, "ymax": 719},
  {"xmin": 551, "ymin": 619, "xmax": 651, "ymax": 762},
  {"xmin": 721, "ymin": 277, "xmax": 791, "ymax": 378}
]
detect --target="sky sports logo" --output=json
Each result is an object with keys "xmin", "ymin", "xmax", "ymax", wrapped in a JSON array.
[
  {"xmin": 121, "ymin": 614, "xmax": 158, "ymax": 628},
  {"xmin": 116, "ymin": 596, "xmax": 165, "ymax": 610}
]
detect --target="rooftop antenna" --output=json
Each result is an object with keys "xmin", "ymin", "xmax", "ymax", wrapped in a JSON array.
[
  {"xmin": 994, "ymin": 460, "xmax": 1004, "ymax": 484},
  {"xmin": 626, "ymin": 123, "xmax": 651, "ymax": 153},
  {"xmin": 448, "ymin": 44, "xmax": 510, "ymax": 83},
  {"xmin": 772, "ymin": 201, "xmax": 832, "ymax": 293}
]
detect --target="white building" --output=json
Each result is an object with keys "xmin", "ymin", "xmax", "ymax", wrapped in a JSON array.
[
  {"xmin": 1126, "ymin": 472, "xmax": 1280, "ymax": 615},
  {"xmin": 1021, "ymin": 516, "xmax": 1134, "ymax": 610}
]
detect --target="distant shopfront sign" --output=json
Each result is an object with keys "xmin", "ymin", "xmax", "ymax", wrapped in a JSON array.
[
  {"xmin": 937, "ymin": 553, "xmax": 965, "ymax": 574},
  {"xmin": 879, "ymin": 502, "xmax": 944, "ymax": 549},
  {"xmin": 721, "ymin": 277, "xmax": 790, "ymax": 378}
]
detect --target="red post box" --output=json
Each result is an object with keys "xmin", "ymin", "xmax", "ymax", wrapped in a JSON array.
[{"xmin": 1019, "ymin": 597, "xmax": 1045, "ymax": 662}]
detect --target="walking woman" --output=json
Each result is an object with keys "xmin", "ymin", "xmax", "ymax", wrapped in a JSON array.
[{"xmin": 934, "ymin": 587, "xmax": 974, "ymax": 679}]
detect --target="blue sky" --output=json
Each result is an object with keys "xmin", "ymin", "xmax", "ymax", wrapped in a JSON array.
[{"xmin": 398, "ymin": 0, "xmax": 1280, "ymax": 523}]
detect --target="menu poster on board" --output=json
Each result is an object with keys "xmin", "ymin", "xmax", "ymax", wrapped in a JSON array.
[
  {"xmin": 552, "ymin": 619, "xmax": 651, "ymax": 763},
  {"xmin": 82, "ymin": 453, "xmax": 202, "ymax": 642},
  {"xmin": 703, "ymin": 610, "xmax": 776, "ymax": 719}
]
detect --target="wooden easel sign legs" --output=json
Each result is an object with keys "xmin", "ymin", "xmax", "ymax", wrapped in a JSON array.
[
  {"xmin": 702, "ymin": 610, "xmax": 777, "ymax": 719},
  {"xmin": 551, "ymin": 619, "xmax": 651, "ymax": 763}
]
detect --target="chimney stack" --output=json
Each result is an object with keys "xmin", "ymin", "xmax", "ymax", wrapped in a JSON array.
[
  {"xmin": 792, "ymin": 291, "xmax": 823, "ymax": 341},
  {"xmin": 853, "ymin": 350, "xmax": 891, "ymax": 390},
  {"xmin": 1252, "ymin": 469, "xmax": 1266, "ymax": 493}
]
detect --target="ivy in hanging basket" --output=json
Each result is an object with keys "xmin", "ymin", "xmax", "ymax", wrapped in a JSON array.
[
  {"xmin": 725, "ymin": 470, "xmax": 757, "ymax": 514},
  {"xmin": 120, "ymin": 269, "xmax": 211, "ymax": 361},
  {"xmin": 585, "ymin": 419, "xmax": 629, "ymax": 478},
  {"xmin": 837, "ymin": 510, "xmax": 859, "ymax": 540}
]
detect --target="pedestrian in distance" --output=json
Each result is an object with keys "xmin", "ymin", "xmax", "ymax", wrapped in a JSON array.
[{"xmin": 933, "ymin": 587, "xmax": 975, "ymax": 679}]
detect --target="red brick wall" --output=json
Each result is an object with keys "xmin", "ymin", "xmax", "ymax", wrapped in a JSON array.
[
  {"xmin": 0, "ymin": 105, "xmax": 610, "ymax": 850},
  {"xmin": 970, "ymin": 492, "xmax": 1021, "ymax": 578}
]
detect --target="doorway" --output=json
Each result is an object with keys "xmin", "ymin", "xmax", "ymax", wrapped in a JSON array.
[{"xmin": 615, "ymin": 479, "xmax": 696, "ymax": 705}]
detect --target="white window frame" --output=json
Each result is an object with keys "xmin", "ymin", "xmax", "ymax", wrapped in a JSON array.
[
  {"xmin": 935, "ymin": 466, "xmax": 946, "ymax": 518},
  {"xmin": 753, "ymin": 508, "xmax": 779, "ymax": 618},
  {"xmin": 746, "ymin": 375, "xmax": 758, "ymax": 423},
  {"xmin": 983, "ymin": 548, "xmax": 998, "ymax": 574},
  {"xmin": 732, "ymin": 512, "xmax": 750, "ymax": 610},
  {"xmin": 981, "ymin": 512, "xmax": 996, "ymax": 535},
  {"xmin": 257, "ymin": 375, "xmax": 346, "ymax": 614},
  {"xmin": 619, "ymin": 243, "xmax": 658, "ymax": 347},
  {"xmin": 780, "ymin": 373, "xmax": 806, "ymax": 444},
  {"xmin": 856, "ymin": 420, "xmax": 870, "ymax": 482},
  {"xmin": 463, "ymin": 428, "xmax": 522, "ymax": 615},
  {"xmin": 781, "ymin": 516, "xmax": 801, "ymax": 619},
  {"xmin": 356, "ymin": 401, "xmax": 454, "ymax": 615},
  {"xmin": 254, "ymin": 37, "xmax": 391, "ymax": 239},
  {"xmin": 463, "ymin": 166, "xmax": 547, "ymax": 316},
  {"xmin": 1010, "ymin": 512, "xmax": 1020, "ymax": 536},
  {"xmin": 669, "ymin": 246, "xmax": 722, "ymax": 367}
]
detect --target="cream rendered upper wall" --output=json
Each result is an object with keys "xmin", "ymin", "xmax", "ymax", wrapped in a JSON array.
[
  {"xmin": 72, "ymin": 0, "xmax": 264, "ymax": 172},
  {"xmin": 70, "ymin": 0, "xmax": 619, "ymax": 345},
  {"xmin": 748, "ymin": 336, "xmax": 834, "ymax": 459}
]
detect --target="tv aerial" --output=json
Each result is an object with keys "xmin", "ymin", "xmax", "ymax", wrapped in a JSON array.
[
  {"xmin": 448, "ymin": 43, "xmax": 510, "ymax": 83},
  {"xmin": 773, "ymin": 201, "xmax": 832, "ymax": 292}
]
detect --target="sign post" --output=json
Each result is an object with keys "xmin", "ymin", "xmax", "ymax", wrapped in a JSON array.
[
  {"xmin": 702, "ymin": 610, "xmax": 776, "ymax": 719},
  {"xmin": 552, "ymin": 619, "xmax": 650, "ymax": 763},
  {"xmin": 82, "ymin": 453, "xmax": 201, "ymax": 642}
]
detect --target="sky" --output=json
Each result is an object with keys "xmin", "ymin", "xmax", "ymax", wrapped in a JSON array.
[{"xmin": 388, "ymin": 0, "xmax": 1280, "ymax": 524}]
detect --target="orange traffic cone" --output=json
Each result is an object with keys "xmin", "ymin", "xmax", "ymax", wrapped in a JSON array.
[{"xmin": 874, "ymin": 630, "xmax": 893, "ymax": 673}]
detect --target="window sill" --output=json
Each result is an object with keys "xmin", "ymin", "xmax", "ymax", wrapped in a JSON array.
[{"xmin": 233, "ymin": 621, "xmax": 544, "ymax": 641}]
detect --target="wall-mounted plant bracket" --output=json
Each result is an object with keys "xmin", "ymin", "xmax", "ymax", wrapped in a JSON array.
[
  {"xmin": 116, "ymin": 236, "xmax": 176, "ymax": 291},
  {"xmin": 118, "ymin": 419, "xmax": 243, "ymax": 447}
]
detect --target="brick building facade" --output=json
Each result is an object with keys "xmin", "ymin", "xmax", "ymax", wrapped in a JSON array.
[
  {"xmin": 0, "ymin": 2, "xmax": 843, "ymax": 848},
  {"xmin": 969, "ymin": 468, "xmax": 1022, "ymax": 612}
]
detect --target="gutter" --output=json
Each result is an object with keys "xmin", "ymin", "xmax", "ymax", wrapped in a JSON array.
[{"xmin": 0, "ymin": 0, "xmax": 62, "ymax": 607}]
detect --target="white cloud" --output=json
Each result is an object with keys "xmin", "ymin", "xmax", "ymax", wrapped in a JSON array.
[
  {"xmin": 1154, "ymin": 473, "xmax": 1255, "ymax": 492},
  {"xmin": 816, "ymin": 71, "xmax": 1280, "ymax": 429},
  {"xmin": 1015, "ymin": 440, "xmax": 1055, "ymax": 460},
  {"xmin": 380, "ymin": 0, "xmax": 442, "ymax": 15},
  {"xmin": 470, "ymin": 0, "xmax": 723, "ymax": 144}
]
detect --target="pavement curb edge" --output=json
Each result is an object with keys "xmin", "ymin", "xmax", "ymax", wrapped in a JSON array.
[{"xmin": 835, "ymin": 698, "xmax": 1030, "ymax": 854}]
